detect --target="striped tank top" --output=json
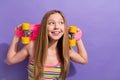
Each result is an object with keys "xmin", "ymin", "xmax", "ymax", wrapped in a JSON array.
[{"xmin": 27, "ymin": 59, "xmax": 61, "ymax": 80}]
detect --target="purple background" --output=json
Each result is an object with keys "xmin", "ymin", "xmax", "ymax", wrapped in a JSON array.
[{"xmin": 0, "ymin": 0, "xmax": 120, "ymax": 80}]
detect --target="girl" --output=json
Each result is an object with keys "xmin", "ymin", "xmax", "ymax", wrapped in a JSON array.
[{"xmin": 6, "ymin": 10, "xmax": 88, "ymax": 80}]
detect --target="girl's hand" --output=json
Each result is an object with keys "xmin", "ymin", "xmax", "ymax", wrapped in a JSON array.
[
  {"xmin": 15, "ymin": 24, "xmax": 23, "ymax": 37},
  {"xmin": 13, "ymin": 24, "xmax": 22, "ymax": 42},
  {"xmin": 74, "ymin": 28, "xmax": 82, "ymax": 41}
]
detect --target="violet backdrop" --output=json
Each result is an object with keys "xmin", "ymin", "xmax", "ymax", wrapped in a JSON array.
[{"xmin": 0, "ymin": 0, "xmax": 120, "ymax": 80}]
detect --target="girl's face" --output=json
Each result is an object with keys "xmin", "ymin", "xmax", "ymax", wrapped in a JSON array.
[{"xmin": 47, "ymin": 13, "xmax": 65, "ymax": 41}]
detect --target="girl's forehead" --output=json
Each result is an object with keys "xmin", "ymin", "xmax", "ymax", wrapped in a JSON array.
[{"xmin": 48, "ymin": 13, "xmax": 63, "ymax": 21}]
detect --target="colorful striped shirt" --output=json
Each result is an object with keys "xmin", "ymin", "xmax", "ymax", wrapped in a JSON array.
[{"xmin": 27, "ymin": 59, "xmax": 61, "ymax": 80}]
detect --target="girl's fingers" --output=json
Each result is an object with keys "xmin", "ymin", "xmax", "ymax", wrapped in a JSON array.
[{"xmin": 16, "ymin": 24, "xmax": 22, "ymax": 30}]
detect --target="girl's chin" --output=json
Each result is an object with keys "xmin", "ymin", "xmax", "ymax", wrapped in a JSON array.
[
  {"xmin": 49, "ymin": 36, "xmax": 62, "ymax": 41},
  {"xmin": 51, "ymin": 37, "xmax": 61, "ymax": 40}
]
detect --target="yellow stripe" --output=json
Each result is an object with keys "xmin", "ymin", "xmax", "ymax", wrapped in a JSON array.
[
  {"xmin": 44, "ymin": 74, "xmax": 59, "ymax": 78},
  {"xmin": 44, "ymin": 68, "xmax": 61, "ymax": 72},
  {"xmin": 28, "ymin": 75, "xmax": 34, "ymax": 80},
  {"xmin": 28, "ymin": 70, "xmax": 33, "ymax": 75},
  {"xmin": 29, "ymin": 64, "xmax": 34, "ymax": 68}
]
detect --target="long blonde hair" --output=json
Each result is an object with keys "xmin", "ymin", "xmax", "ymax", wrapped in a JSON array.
[{"xmin": 34, "ymin": 10, "xmax": 70, "ymax": 80}]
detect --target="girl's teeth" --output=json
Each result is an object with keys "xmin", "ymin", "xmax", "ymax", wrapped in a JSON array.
[
  {"xmin": 52, "ymin": 32, "xmax": 60, "ymax": 35},
  {"xmin": 52, "ymin": 31, "xmax": 60, "ymax": 33}
]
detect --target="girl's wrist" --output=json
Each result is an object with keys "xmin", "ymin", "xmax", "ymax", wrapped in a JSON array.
[
  {"xmin": 76, "ymin": 39, "xmax": 83, "ymax": 45},
  {"xmin": 76, "ymin": 39, "xmax": 82, "ymax": 42}
]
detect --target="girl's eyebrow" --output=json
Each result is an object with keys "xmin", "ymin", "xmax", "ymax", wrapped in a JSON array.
[
  {"xmin": 47, "ymin": 19, "xmax": 54, "ymax": 22},
  {"xmin": 48, "ymin": 19, "xmax": 63, "ymax": 22}
]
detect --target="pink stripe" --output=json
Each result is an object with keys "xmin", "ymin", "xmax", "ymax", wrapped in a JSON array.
[
  {"xmin": 28, "ymin": 66, "xmax": 33, "ymax": 71},
  {"xmin": 45, "ymin": 78, "xmax": 53, "ymax": 80},
  {"xmin": 29, "ymin": 58, "xmax": 34, "ymax": 63},
  {"xmin": 27, "ymin": 62, "xmax": 34, "ymax": 71},
  {"xmin": 44, "ymin": 62, "xmax": 61, "ymax": 68}
]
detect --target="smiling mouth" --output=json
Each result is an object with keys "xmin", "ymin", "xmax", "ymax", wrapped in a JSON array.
[{"xmin": 51, "ymin": 31, "xmax": 61, "ymax": 35}]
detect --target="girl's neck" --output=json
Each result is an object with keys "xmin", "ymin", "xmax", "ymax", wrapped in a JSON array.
[
  {"xmin": 47, "ymin": 40, "xmax": 59, "ymax": 57},
  {"xmin": 48, "ymin": 40, "xmax": 58, "ymax": 50}
]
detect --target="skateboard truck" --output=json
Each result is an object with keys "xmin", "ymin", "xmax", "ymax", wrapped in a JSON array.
[{"xmin": 69, "ymin": 26, "xmax": 77, "ymax": 46}]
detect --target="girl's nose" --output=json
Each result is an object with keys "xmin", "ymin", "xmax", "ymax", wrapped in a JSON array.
[{"xmin": 54, "ymin": 23, "xmax": 59, "ymax": 29}]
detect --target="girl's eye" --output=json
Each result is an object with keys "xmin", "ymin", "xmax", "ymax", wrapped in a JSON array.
[
  {"xmin": 48, "ymin": 22, "xmax": 54, "ymax": 25},
  {"xmin": 59, "ymin": 21, "xmax": 64, "ymax": 25}
]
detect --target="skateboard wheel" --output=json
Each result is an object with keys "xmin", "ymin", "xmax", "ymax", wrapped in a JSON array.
[
  {"xmin": 21, "ymin": 37, "xmax": 30, "ymax": 44},
  {"xmin": 69, "ymin": 26, "xmax": 77, "ymax": 33},
  {"xmin": 69, "ymin": 39, "xmax": 76, "ymax": 46},
  {"xmin": 22, "ymin": 23, "xmax": 30, "ymax": 30}
]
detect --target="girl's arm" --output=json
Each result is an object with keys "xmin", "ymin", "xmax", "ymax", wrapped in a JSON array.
[
  {"xmin": 6, "ymin": 27, "xmax": 29, "ymax": 65},
  {"xmin": 69, "ymin": 39, "xmax": 88, "ymax": 64}
]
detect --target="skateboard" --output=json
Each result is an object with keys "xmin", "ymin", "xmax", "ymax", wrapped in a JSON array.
[
  {"xmin": 16, "ymin": 23, "xmax": 81, "ymax": 46},
  {"xmin": 16, "ymin": 23, "xmax": 40, "ymax": 44}
]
